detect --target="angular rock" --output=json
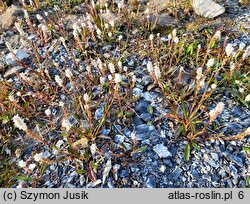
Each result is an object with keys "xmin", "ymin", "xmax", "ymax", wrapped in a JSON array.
[
  {"xmin": 0, "ymin": 61, "xmax": 5, "ymax": 73},
  {"xmin": 102, "ymin": 158, "xmax": 112, "ymax": 184},
  {"xmin": 3, "ymin": 66, "xmax": 25, "ymax": 79},
  {"xmin": 140, "ymin": 113, "xmax": 152, "ymax": 122},
  {"xmin": 5, "ymin": 49, "xmax": 30, "ymax": 66},
  {"xmin": 210, "ymin": 152, "xmax": 219, "ymax": 161},
  {"xmin": 135, "ymin": 124, "xmax": 156, "ymax": 140},
  {"xmin": 0, "ymin": 40, "xmax": 5, "ymax": 49},
  {"xmin": 99, "ymin": 129, "xmax": 111, "ymax": 135},
  {"xmin": 222, "ymin": 152, "xmax": 244, "ymax": 167},
  {"xmin": 145, "ymin": 175, "xmax": 156, "ymax": 188},
  {"xmin": 159, "ymin": 165, "xmax": 166, "ymax": 173},
  {"xmin": 142, "ymin": 92, "xmax": 158, "ymax": 102},
  {"xmin": 94, "ymin": 107, "xmax": 103, "ymax": 120},
  {"xmin": 123, "ymin": 142, "xmax": 132, "ymax": 151},
  {"xmin": 153, "ymin": 144, "xmax": 172, "ymax": 158},
  {"xmin": 114, "ymin": 134, "xmax": 125, "ymax": 144},
  {"xmin": 55, "ymin": 140, "xmax": 64, "ymax": 148},
  {"xmin": 135, "ymin": 100, "xmax": 150, "ymax": 114},
  {"xmin": 86, "ymin": 179, "xmax": 102, "ymax": 188},
  {"xmin": 6, "ymin": 30, "xmax": 14, "ymax": 36},
  {"xmin": 191, "ymin": 169, "xmax": 200, "ymax": 179},
  {"xmin": 149, "ymin": 14, "xmax": 178, "ymax": 30},
  {"xmin": 0, "ymin": 5, "xmax": 23, "ymax": 30},
  {"xmin": 120, "ymin": 169, "xmax": 129, "ymax": 178},
  {"xmin": 169, "ymin": 167, "xmax": 183, "ymax": 181},
  {"xmin": 132, "ymin": 87, "xmax": 143, "ymax": 96},
  {"xmin": 133, "ymin": 116, "xmax": 144, "ymax": 126},
  {"xmin": 207, "ymin": 159, "xmax": 219, "ymax": 168},
  {"xmin": 192, "ymin": 0, "xmax": 225, "ymax": 18}
]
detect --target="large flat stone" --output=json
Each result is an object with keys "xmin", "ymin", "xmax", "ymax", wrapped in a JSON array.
[{"xmin": 192, "ymin": 0, "xmax": 225, "ymax": 18}]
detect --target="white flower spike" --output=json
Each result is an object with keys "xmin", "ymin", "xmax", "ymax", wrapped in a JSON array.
[{"xmin": 13, "ymin": 115, "xmax": 28, "ymax": 132}]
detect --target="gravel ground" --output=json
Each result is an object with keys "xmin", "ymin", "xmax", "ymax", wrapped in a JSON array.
[{"xmin": 11, "ymin": 44, "xmax": 250, "ymax": 188}]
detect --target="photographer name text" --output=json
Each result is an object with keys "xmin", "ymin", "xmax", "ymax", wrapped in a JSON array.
[{"xmin": 3, "ymin": 190, "xmax": 89, "ymax": 201}]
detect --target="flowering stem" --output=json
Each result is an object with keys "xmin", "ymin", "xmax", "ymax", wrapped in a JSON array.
[
  {"xmin": 115, "ymin": 84, "xmax": 122, "ymax": 111},
  {"xmin": 26, "ymin": 130, "xmax": 47, "ymax": 144}
]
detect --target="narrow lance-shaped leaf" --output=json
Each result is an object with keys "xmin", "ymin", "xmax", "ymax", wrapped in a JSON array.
[
  {"xmin": 147, "ymin": 105, "xmax": 153, "ymax": 115},
  {"xmin": 191, "ymin": 141, "xmax": 200, "ymax": 150},
  {"xmin": 76, "ymin": 169, "xmax": 86, "ymax": 175},
  {"xmin": 181, "ymin": 101, "xmax": 188, "ymax": 119},
  {"xmin": 246, "ymin": 177, "xmax": 250, "ymax": 188},
  {"xmin": 14, "ymin": 176, "xmax": 32, "ymax": 181},
  {"xmin": 243, "ymin": 147, "xmax": 250, "ymax": 153},
  {"xmin": 184, "ymin": 143, "xmax": 191, "ymax": 162},
  {"xmin": 131, "ymin": 145, "xmax": 148, "ymax": 156}
]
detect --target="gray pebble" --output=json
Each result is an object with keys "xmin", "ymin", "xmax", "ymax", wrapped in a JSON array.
[
  {"xmin": 145, "ymin": 175, "xmax": 156, "ymax": 188},
  {"xmin": 114, "ymin": 134, "xmax": 125, "ymax": 144}
]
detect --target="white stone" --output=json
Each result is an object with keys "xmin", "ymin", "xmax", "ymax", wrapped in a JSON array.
[
  {"xmin": 153, "ymin": 144, "xmax": 172, "ymax": 158},
  {"xmin": 18, "ymin": 160, "xmax": 26, "ymax": 168},
  {"xmin": 102, "ymin": 158, "xmax": 112, "ymax": 184},
  {"xmin": 34, "ymin": 151, "xmax": 51, "ymax": 162},
  {"xmin": 55, "ymin": 140, "xmax": 64, "ymax": 148},
  {"xmin": 28, "ymin": 163, "xmax": 36, "ymax": 171},
  {"xmin": 192, "ymin": 0, "xmax": 225, "ymax": 18},
  {"xmin": 159, "ymin": 165, "xmax": 166, "ymax": 173}
]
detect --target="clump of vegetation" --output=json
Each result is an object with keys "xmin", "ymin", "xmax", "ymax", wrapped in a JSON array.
[
  {"xmin": 144, "ymin": 29, "xmax": 249, "ymax": 157},
  {"xmin": 146, "ymin": 29, "xmax": 249, "ymax": 137},
  {"xmin": 0, "ymin": 0, "xmax": 249, "ymax": 186}
]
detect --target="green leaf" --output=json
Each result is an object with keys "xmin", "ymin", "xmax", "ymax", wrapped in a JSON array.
[
  {"xmin": 61, "ymin": 133, "xmax": 70, "ymax": 137},
  {"xmin": 99, "ymin": 112, "xmax": 107, "ymax": 127},
  {"xmin": 186, "ymin": 43, "xmax": 194, "ymax": 55},
  {"xmin": 147, "ymin": 105, "xmax": 153, "ymax": 115},
  {"xmin": 193, "ymin": 120, "xmax": 203, "ymax": 124},
  {"xmin": 73, "ymin": 113, "xmax": 80, "ymax": 121},
  {"xmin": 191, "ymin": 141, "xmax": 200, "ymax": 150},
  {"xmin": 246, "ymin": 177, "xmax": 250, "ymax": 188},
  {"xmin": 181, "ymin": 124, "xmax": 187, "ymax": 136},
  {"xmin": 118, "ymin": 111, "xmax": 124, "ymax": 118},
  {"xmin": 2, "ymin": 115, "xmax": 10, "ymax": 124},
  {"xmin": 13, "ymin": 176, "xmax": 32, "ymax": 181},
  {"xmin": 75, "ymin": 169, "xmax": 86, "ymax": 175},
  {"xmin": 102, "ymin": 83, "xmax": 109, "ymax": 94},
  {"xmin": 131, "ymin": 145, "xmax": 148, "ymax": 156},
  {"xmin": 211, "ymin": 40, "xmax": 216, "ymax": 48},
  {"xmin": 181, "ymin": 101, "xmax": 188, "ymax": 119},
  {"xmin": 41, "ymin": 164, "xmax": 47, "ymax": 176},
  {"xmin": 125, "ymin": 111, "xmax": 135, "ymax": 118},
  {"xmin": 68, "ymin": 146, "xmax": 80, "ymax": 157},
  {"xmin": 147, "ymin": 121, "xmax": 152, "ymax": 125},
  {"xmin": 184, "ymin": 143, "xmax": 191, "ymax": 162},
  {"xmin": 243, "ymin": 147, "xmax": 250, "ymax": 153}
]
